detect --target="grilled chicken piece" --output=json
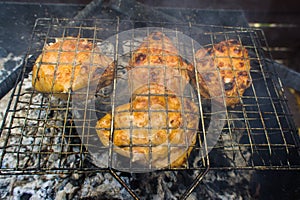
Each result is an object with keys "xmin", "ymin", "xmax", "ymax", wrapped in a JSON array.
[
  {"xmin": 95, "ymin": 83, "xmax": 199, "ymax": 168},
  {"xmin": 32, "ymin": 37, "xmax": 113, "ymax": 99},
  {"xmin": 127, "ymin": 31, "xmax": 193, "ymax": 95},
  {"xmin": 192, "ymin": 39, "xmax": 252, "ymax": 107}
]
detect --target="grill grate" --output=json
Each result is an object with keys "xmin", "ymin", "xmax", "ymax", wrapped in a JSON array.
[{"xmin": 0, "ymin": 18, "xmax": 299, "ymax": 199}]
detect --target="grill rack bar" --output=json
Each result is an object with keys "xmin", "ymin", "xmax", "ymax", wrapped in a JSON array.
[{"xmin": 0, "ymin": 18, "xmax": 299, "ymax": 199}]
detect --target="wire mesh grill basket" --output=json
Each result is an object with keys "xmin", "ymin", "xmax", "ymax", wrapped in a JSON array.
[{"xmin": 0, "ymin": 17, "xmax": 299, "ymax": 199}]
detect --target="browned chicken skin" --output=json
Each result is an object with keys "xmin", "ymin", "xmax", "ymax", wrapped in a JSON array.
[
  {"xmin": 95, "ymin": 83, "xmax": 199, "ymax": 168},
  {"xmin": 193, "ymin": 39, "xmax": 252, "ymax": 107},
  {"xmin": 32, "ymin": 37, "xmax": 113, "ymax": 99}
]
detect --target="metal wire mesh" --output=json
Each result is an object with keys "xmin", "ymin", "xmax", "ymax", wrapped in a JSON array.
[{"xmin": 0, "ymin": 18, "xmax": 299, "ymax": 177}]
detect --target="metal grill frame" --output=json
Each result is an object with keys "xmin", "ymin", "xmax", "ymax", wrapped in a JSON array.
[{"xmin": 0, "ymin": 17, "xmax": 299, "ymax": 199}]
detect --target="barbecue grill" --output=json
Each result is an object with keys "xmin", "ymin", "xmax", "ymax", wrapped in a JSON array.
[{"xmin": 1, "ymin": 16, "xmax": 299, "ymax": 199}]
